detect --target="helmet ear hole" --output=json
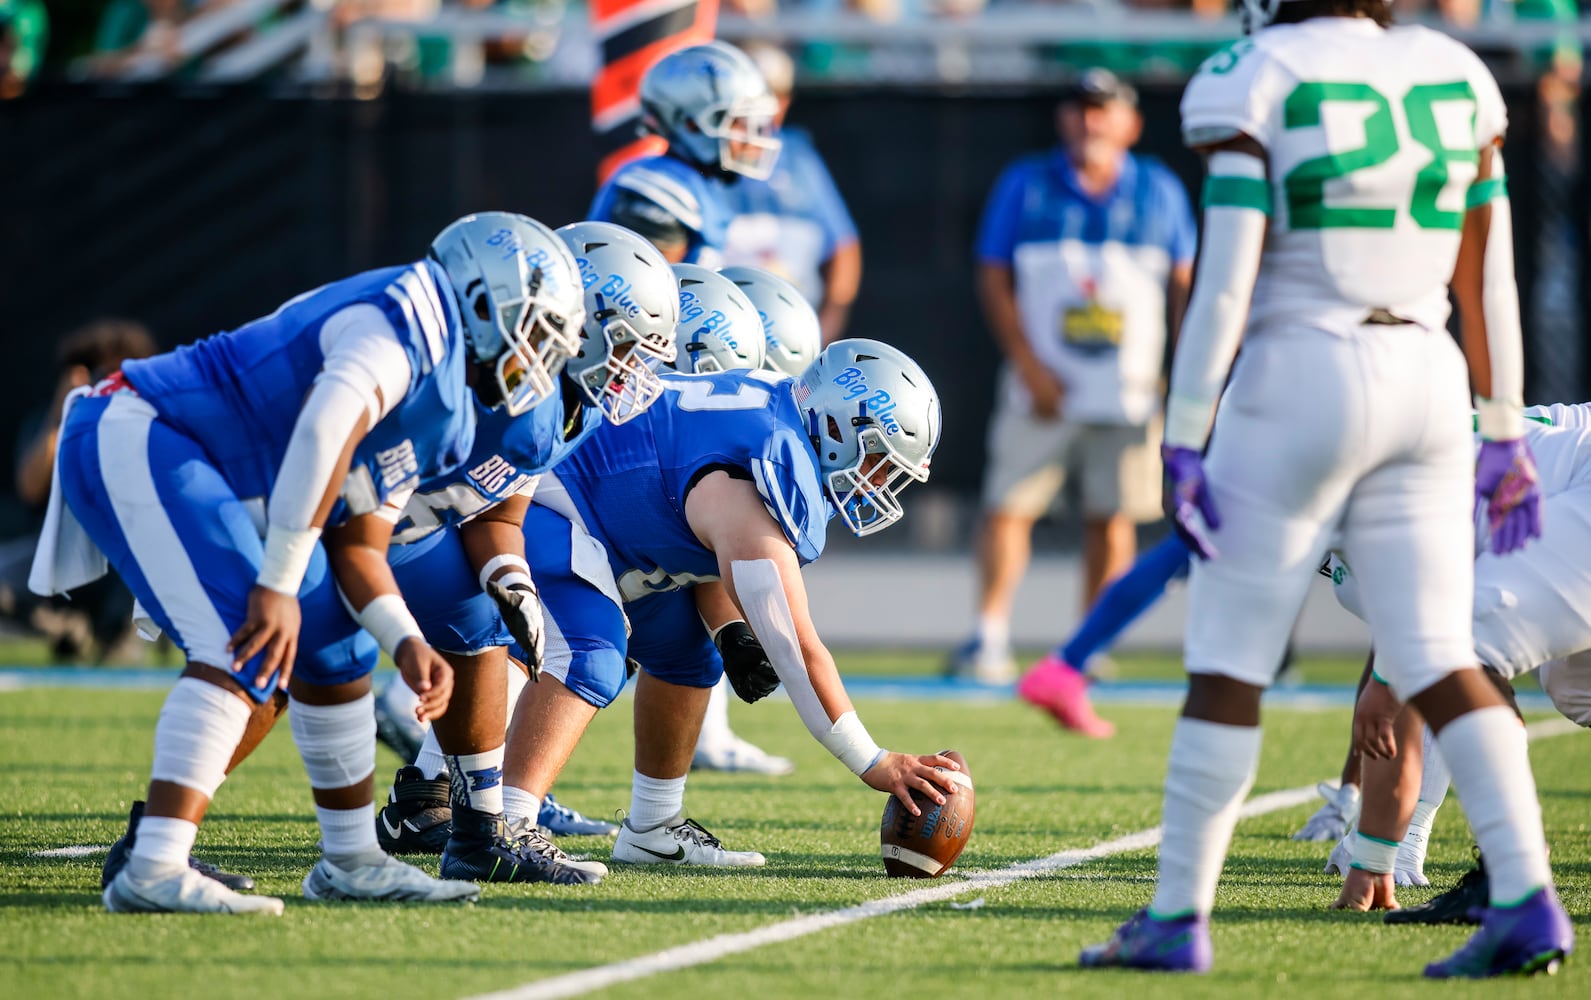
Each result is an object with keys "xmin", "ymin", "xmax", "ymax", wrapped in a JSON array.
[
  {"xmin": 473, "ymin": 293, "xmax": 491, "ymax": 323},
  {"xmin": 826, "ymin": 415, "xmax": 843, "ymax": 443}
]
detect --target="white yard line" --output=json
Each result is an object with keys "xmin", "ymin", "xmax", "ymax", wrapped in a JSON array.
[
  {"xmin": 30, "ymin": 844, "xmax": 109, "ymax": 858},
  {"xmin": 466, "ymin": 717, "xmax": 1579, "ymax": 1000}
]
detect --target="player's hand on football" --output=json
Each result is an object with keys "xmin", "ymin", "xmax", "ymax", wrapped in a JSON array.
[
  {"xmin": 1161, "ymin": 445, "xmax": 1221, "ymax": 560},
  {"xmin": 1330, "ymin": 866, "xmax": 1400, "ymax": 912},
  {"xmin": 486, "ymin": 577, "xmax": 545, "ymax": 679},
  {"xmin": 714, "ymin": 621, "xmax": 781, "ymax": 703},
  {"xmin": 395, "ymin": 638, "xmax": 453, "ymax": 723},
  {"xmin": 1475, "ymin": 438, "xmax": 1543, "ymax": 555},
  {"xmin": 229, "ymin": 585, "xmax": 301, "ymax": 691},
  {"xmin": 1352, "ymin": 677, "xmax": 1404, "ymax": 760},
  {"xmin": 863, "ymin": 751, "xmax": 962, "ymax": 818}
]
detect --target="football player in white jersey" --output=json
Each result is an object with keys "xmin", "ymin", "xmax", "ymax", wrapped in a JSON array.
[{"xmin": 1080, "ymin": 0, "xmax": 1572, "ymax": 977}]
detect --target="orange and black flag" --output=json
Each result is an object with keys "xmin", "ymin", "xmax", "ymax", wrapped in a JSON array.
[{"xmin": 590, "ymin": 0, "xmax": 719, "ymax": 184}]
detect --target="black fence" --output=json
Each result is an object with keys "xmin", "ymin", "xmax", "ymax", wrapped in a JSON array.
[{"xmin": 0, "ymin": 79, "xmax": 1578, "ymax": 504}]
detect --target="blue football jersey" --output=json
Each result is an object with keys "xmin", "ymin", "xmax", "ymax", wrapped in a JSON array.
[
  {"xmin": 123, "ymin": 261, "xmax": 476, "ymax": 523},
  {"xmin": 391, "ymin": 388, "xmax": 603, "ymax": 545},
  {"xmin": 590, "ymin": 154, "xmax": 731, "ymax": 266},
  {"xmin": 546, "ymin": 369, "xmax": 831, "ymax": 601}
]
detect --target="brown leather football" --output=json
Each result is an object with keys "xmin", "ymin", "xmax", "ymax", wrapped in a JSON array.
[{"xmin": 880, "ymin": 749, "xmax": 975, "ymax": 878}]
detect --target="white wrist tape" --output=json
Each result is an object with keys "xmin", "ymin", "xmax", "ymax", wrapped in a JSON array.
[
  {"xmin": 730, "ymin": 558, "xmax": 837, "ymax": 745},
  {"xmin": 1475, "ymin": 396, "xmax": 1525, "ymax": 442},
  {"xmin": 1349, "ymin": 830, "xmax": 1400, "ymax": 875},
  {"xmin": 478, "ymin": 553, "xmax": 531, "ymax": 592},
  {"xmin": 819, "ymin": 710, "xmax": 886, "ymax": 775},
  {"xmin": 256, "ymin": 526, "xmax": 321, "ymax": 595},
  {"xmin": 355, "ymin": 593, "xmax": 423, "ymax": 658},
  {"xmin": 709, "ymin": 619, "xmax": 747, "ymax": 644},
  {"xmin": 496, "ymin": 571, "xmax": 533, "ymax": 591},
  {"xmin": 1165, "ymin": 150, "xmax": 1269, "ymax": 450}
]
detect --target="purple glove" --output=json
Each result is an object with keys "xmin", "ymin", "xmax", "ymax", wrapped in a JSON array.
[
  {"xmin": 1475, "ymin": 438, "xmax": 1543, "ymax": 556},
  {"xmin": 1161, "ymin": 445, "xmax": 1221, "ymax": 560}
]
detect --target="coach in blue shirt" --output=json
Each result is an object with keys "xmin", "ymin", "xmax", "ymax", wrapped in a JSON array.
[
  {"xmin": 721, "ymin": 43, "xmax": 862, "ymax": 343},
  {"xmin": 955, "ymin": 69, "xmax": 1196, "ymax": 706}
]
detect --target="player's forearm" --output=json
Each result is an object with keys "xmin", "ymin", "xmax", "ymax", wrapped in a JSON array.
[
  {"xmin": 1163, "ymin": 151, "xmax": 1268, "ymax": 450},
  {"xmin": 324, "ymin": 517, "xmax": 422, "ymax": 657},
  {"xmin": 692, "ymin": 580, "xmax": 742, "ymax": 633},
  {"xmin": 460, "ymin": 496, "xmax": 531, "ymax": 589},
  {"xmin": 259, "ymin": 392, "xmax": 369, "ymax": 595},
  {"xmin": 1471, "ymin": 148, "xmax": 1526, "ymax": 440}
]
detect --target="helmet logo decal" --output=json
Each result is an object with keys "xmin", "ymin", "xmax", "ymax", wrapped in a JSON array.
[
  {"xmin": 485, "ymin": 228, "xmax": 559, "ymax": 293},
  {"xmin": 680, "ymin": 289, "xmax": 738, "ymax": 350},
  {"xmin": 832, "ymin": 367, "xmax": 901, "ymax": 435}
]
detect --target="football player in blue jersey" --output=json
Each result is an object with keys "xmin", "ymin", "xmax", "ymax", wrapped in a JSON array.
[
  {"xmin": 32, "ymin": 211, "xmax": 583, "ymax": 914},
  {"xmin": 370, "ymin": 221, "xmax": 680, "ymax": 882},
  {"xmin": 492, "ymin": 340, "xmax": 963, "ymax": 867},
  {"xmin": 590, "ymin": 40, "xmax": 782, "ymax": 267}
]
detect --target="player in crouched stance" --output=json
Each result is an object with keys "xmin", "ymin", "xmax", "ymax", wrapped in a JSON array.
[
  {"xmin": 32, "ymin": 212, "xmax": 570, "ymax": 914},
  {"xmin": 1080, "ymin": 0, "xmax": 1572, "ymax": 977}
]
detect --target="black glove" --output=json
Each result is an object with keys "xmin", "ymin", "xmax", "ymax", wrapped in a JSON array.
[
  {"xmin": 714, "ymin": 620, "xmax": 780, "ymax": 704},
  {"xmin": 486, "ymin": 578, "xmax": 545, "ymax": 680}
]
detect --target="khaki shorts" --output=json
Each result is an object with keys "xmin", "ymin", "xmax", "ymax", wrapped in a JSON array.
[{"xmin": 980, "ymin": 402, "xmax": 1163, "ymax": 522}]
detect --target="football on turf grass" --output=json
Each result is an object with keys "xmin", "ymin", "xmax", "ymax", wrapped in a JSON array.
[{"xmin": 880, "ymin": 749, "xmax": 975, "ymax": 878}]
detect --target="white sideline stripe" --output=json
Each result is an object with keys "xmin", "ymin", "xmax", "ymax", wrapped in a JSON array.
[
  {"xmin": 466, "ymin": 717, "xmax": 1578, "ymax": 1000},
  {"xmin": 32, "ymin": 845, "xmax": 109, "ymax": 858}
]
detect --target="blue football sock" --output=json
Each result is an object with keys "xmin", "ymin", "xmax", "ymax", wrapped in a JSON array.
[{"xmin": 1059, "ymin": 535, "xmax": 1191, "ymax": 668}]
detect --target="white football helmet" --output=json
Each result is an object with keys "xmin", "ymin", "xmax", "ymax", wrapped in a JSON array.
[
  {"xmin": 717, "ymin": 266, "xmax": 820, "ymax": 378},
  {"xmin": 429, "ymin": 212, "xmax": 584, "ymax": 417},
  {"xmin": 557, "ymin": 221, "xmax": 680, "ymax": 424},
  {"xmin": 639, "ymin": 41, "xmax": 782, "ymax": 181},
  {"xmin": 671, "ymin": 264, "xmax": 766, "ymax": 373},
  {"xmin": 794, "ymin": 339, "xmax": 941, "ymax": 537}
]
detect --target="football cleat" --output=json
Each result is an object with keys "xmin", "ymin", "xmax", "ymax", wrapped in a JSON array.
[
  {"xmin": 104, "ymin": 862, "xmax": 283, "ymax": 915},
  {"xmin": 691, "ymin": 736, "xmax": 795, "ymax": 776},
  {"xmin": 1424, "ymin": 888, "xmax": 1573, "ymax": 979},
  {"xmin": 1324, "ymin": 834, "xmax": 1352, "ymax": 877},
  {"xmin": 375, "ymin": 767, "xmax": 452, "ymax": 855},
  {"xmin": 302, "ymin": 853, "xmax": 480, "ymax": 903},
  {"xmin": 1386, "ymin": 852, "xmax": 1488, "ymax": 926},
  {"xmin": 945, "ymin": 637, "xmax": 1017, "ymax": 684},
  {"xmin": 1079, "ymin": 908, "xmax": 1213, "ymax": 973},
  {"xmin": 538, "ymin": 794, "xmax": 620, "ymax": 837},
  {"xmin": 612, "ymin": 814, "xmax": 766, "ymax": 867},
  {"xmin": 373, "ymin": 678, "xmax": 429, "ymax": 764},
  {"xmin": 439, "ymin": 810, "xmax": 606, "ymax": 885},
  {"xmin": 102, "ymin": 800, "xmax": 256, "ymax": 891},
  {"xmin": 1292, "ymin": 781, "xmax": 1361, "ymax": 842},
  {"xmin": 1017, "ymin": 655, "xmax": 1114, "ymax": 738}
]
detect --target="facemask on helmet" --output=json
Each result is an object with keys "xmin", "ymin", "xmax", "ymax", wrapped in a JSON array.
[
  {"xmin": 557, "ymin": 221, "xmax": 680, "ymax": 424},
  {"xmin": 717, "ymin": 266, "xmax": 821, "ymax": 378},
  {"xmin": 795, "ymin": 339, "xmax": 941, "ymax": 537},
  {"xmin": 429, "ymin": 212, "xmax": 585, "ymax": 417},
  {"xmin": 639, "ymin": 41, "xmax": 783, "ymax": 181},
  {"xmin": 671, "ymin": 264, "xmax": 766, "ymax": 373}
]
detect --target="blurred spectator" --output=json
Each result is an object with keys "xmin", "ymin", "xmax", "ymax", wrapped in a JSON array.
[
  {"xmin": 721, "ymin": 42, "xmax": 862, "ymax": 342},
  {"xmin": 0, "ymin": 0, "xmax": 47, "ymax": 98},
  {"xmin": 952, "ymin": 69, "xmax": 1195, "ymax": 684},
  {"xmin": 1, "ymin": 320, "xmax": 157, "ymax": 662}
]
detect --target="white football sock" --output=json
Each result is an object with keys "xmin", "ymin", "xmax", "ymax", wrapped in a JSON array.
[
  {"xmin": 1418, "ymin": 725, "xmax": 1451, "ymax": 808},
  {"xmin": 414, "ymin": 727, "xmax": 447, "ymax": 781},
  {"xmin": 1434, "ymin": 706, "xmax": 1553, "ymax": 906},
  {"xmin": 128, "ymin": 815, "xmax": 198, "ymax": 873},
  {"xmin": 502, "ymin": 785, "xmax": 541, "ymax": 828},
  {"xmin": 1150, "ymin": 718, "xmax": 1262, "ymax": 918},
  {"xmin": 628, "ymin": 770, "xmax": 686, "ymax": 832},
  {"xmin": 976, "ymin": 614, "xmax": 1009, "ymax": 654},
  {"xmin": 317, "ymin": 804, "xmax": 383, "ymax": 868},
  {"xmin": 445, "ymin": 747, "xmax": 506, "ymax": 815},
  {"xmin": 695, "ymin": 678, "xmax": 734, "ymax": 749}
]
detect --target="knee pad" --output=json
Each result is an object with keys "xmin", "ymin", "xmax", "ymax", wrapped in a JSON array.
[
  {"xmin": 288, "ymin": 692, "xmax": 376, "ymax": 789},
  {"xmin": 150, "ymin": 677, "xmax": 254, "ymax": 798},
  {"xmin": 563, "ymin": 648, "xmax": 630, "ymax": 708}
]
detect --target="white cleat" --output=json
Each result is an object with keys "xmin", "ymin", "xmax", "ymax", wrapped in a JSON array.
[
  {"xmin": 302, "ymin": 854, "xmax": 481, "ymax": 903},
  {"xmin": 1293, "ymin": 781, "xmax": 1361, "ymax": 842},
  {"xmin": 612, "ymin": 814, "xmax": 766, "ymax": 867},
  {"xmin": 1324, "ymin": 834, "xmax": 1352, "ymax": 877},
  {"xmin": 104, "ymin": 863, "xmax": 284, "ymax": 915},
  {"xmin": 692, "ymin": 736, "xmax": 795, "ymax": 776}
]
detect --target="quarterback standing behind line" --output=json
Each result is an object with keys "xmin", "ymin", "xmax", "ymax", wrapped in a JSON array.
[{"xmin": 1080, "ymin": 0, "xmax": 1572, "ymax": 978}]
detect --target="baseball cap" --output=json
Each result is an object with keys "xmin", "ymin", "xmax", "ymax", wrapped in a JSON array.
[{"xmin": 1068, "ymin": 68, "xmax": 1138, "ymax": 108}]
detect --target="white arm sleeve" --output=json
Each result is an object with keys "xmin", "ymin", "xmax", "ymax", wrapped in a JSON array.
[
  {"xmin": 1163, "ymin": 151, "xmax": 1269, "ymax": 450},
  {"xmin": 1474, "ymin": 152, "xmax": 1526, "ymax": 441},
  {"xmin": 256, "ymin": 306, "xmax": 413, "ymax": 594}
]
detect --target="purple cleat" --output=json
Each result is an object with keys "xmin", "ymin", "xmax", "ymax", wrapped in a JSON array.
[
  {"xmin": 1079, "ymin": 908, "xmax": 1213, "ymax": 973},
  {"xmin": 1424, "ymin": 888, "xmax": 1573, "ymax": 979}
]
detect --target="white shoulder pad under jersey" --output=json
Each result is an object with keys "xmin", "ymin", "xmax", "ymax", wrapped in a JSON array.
[{"xmin": 1182, "ymin": 20, "xmax": 1509, "ymax": 336}]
